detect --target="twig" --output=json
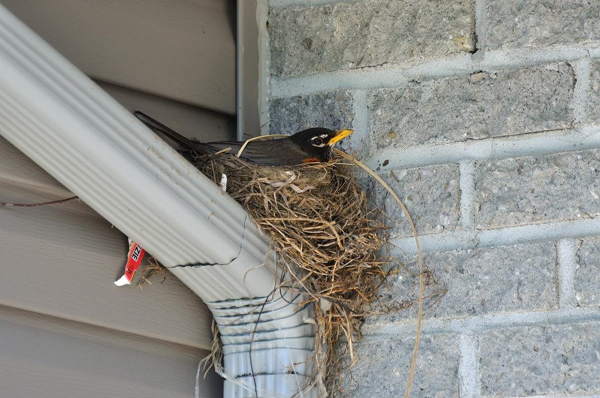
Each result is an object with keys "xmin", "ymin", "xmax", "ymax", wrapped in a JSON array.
[
  {"xmin": 334, "ymin": 149, "xmax": 425, "ymax": 398},
  {"xmin": 236, "ymin": 134, "xmax": 288, "ymax": 158},
  {"xmin": 0, "ymin": 195, "xmax": 78, "ymax": 207}
]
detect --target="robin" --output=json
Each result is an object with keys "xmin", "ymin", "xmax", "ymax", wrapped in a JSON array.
[{"xmin": 134, "ymin": 111, "xmax": 353, "ymax": 166}]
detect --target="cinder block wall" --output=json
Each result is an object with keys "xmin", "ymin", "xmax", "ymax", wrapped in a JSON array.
[{"xmin": 260, "ymin": 1, "xmax": 600, "ymax": 397}]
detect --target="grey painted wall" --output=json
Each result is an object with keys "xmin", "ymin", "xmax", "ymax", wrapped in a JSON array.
[{"xmin": 262, "ymin": 0, "xmax": 600, "ymax": 397}]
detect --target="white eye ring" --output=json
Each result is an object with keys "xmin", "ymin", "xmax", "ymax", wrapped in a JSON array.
[{"xmin": 311, "ymin": 136, "xmax": 326, "ymax": 147}]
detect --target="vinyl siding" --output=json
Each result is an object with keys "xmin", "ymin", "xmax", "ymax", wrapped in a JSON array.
[
  {"xmin": 0, "ymin": 2, "xmax": 233, "ymax": 395},
  {"xmin": 0, "ymin": 305, "xmax": 222, "ymax": 398},
  {"xmin": 1, "ymin": 0, "xmax": 235, "ymax": 114}
]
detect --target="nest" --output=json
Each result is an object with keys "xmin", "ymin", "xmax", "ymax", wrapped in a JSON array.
[{"xmin": 195, "ymin": 150, "xmax": 390, "ymax": 392}]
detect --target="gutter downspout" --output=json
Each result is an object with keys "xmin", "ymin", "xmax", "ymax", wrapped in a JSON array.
[{"xmin": 0, "ymin": 6, "xmax": 316, "ymax": 397}]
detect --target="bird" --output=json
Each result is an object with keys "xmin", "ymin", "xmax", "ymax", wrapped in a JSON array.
[{"xmin": 133, "ymin": 111, "xmax": 353, "ymax": 166}]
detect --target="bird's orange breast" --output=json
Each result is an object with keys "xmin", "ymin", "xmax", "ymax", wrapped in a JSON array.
[{"xmin": 302, "ymin": 157, "xmax": 320, "ymax": 163}]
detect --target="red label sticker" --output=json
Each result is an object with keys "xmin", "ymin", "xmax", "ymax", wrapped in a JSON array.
[{"xmin": 115, "ymin": 240, "xmax": 146, "ymax": 286}]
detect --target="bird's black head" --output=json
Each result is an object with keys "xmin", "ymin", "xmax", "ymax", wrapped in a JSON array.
[{"xmin": 289, "ymin": 127, "xmax": 353, "ymax": 162}]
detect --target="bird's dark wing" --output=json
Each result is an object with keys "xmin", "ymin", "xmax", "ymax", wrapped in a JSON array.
[
  {"xmin": 134, "ymin": 111, "xmax": 216, "ymax": 156},
  {"xmin": 206, "ymin": 139, "xmax": 313, "ymax": 166},
  {"xmin": 134, "ymin": 111, "xmax": 192, "ymax": 147},
  {"xmin": 134, "ymin": 111, "xmax": 312, "ymax": 166}
]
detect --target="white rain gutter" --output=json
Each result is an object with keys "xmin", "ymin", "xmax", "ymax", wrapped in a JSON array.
[{"xmin": 0, "ymin": 5, "xmax": 316, "ymax": 398}]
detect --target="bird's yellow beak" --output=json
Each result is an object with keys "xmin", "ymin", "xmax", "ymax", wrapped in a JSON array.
[{"xmin": 327, "ymin": 129, "xmax": 353, "ymax": 145}]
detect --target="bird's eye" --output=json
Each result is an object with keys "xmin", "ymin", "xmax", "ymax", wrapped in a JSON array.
[{"xmin": 311, "ymin": 136, "xmax": 324, "ymax": 147}]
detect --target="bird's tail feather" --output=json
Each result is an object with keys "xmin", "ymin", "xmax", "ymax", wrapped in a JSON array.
[{"xmin": 133, "ymin": 111, "xmax": 196, "ymax": 148}]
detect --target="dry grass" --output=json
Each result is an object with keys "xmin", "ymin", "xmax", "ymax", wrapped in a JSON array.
[
  {"xmin": 137, "ymin": 257, "xmax": 168, "ymax": 286},
  {"xmin": 194, "ymin": 150, "xmax": 391, "ymax": 392}
]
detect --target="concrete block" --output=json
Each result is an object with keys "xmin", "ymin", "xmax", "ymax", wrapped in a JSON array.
[
  {"xmin": 485, "ymin": 0, "xmax": 600, "ymax": 50},
  {"xmin": 335, "ymin": 333, "xmax": 460, "ymax": 398},
  {"xmin": 269, "ymin": 90, "xmax": 354, "ymax": 134},
  {"xmin": 269, "ymin": 0, "xmax": 474, "ymax": 77},
  {"xmin": 374, "ymin": 164, "xmax": 460, "ymax": 237},
  {"xmin": 480, "ymin": 322, "xmax": 600, "ymax": 396},
  {"xmin": 475, "ymin": 149, "xmax": 600, "ymax": 228},
  {"xmin": 588, "ymin": 60, "xmax": 600, "ymax": 123},
  {"xmin": 369, "ymin": 63, "xmax": 575, "ymax": 149},
  {"xmin": 575, "ymin": 237, "xmax": 600, "ymax": 307},
  {"xmin": 378, "ymin": 242, "xmax": 558, "ymax": 321}
]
